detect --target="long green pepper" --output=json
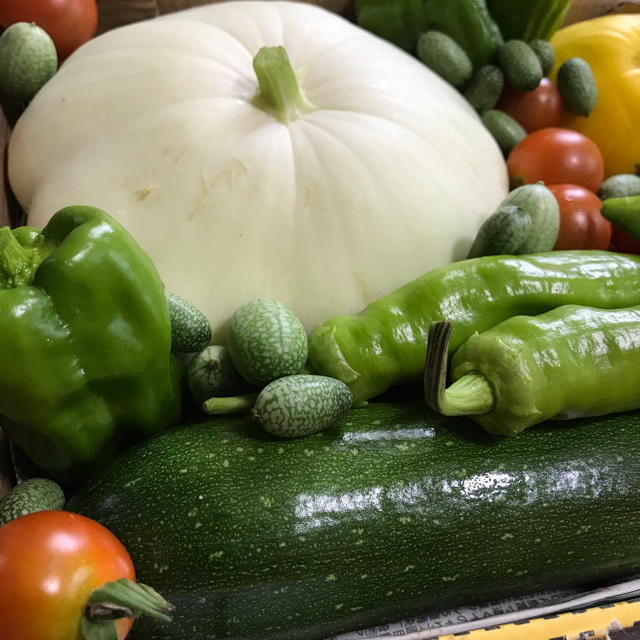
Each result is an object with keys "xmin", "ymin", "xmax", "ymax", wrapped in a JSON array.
[
  {"xmin": 425, "ymin": 305, "xmax": 640, "ymax": 435},
  {"xmin": 308, "ymin": 251, "xmax": 640, "ymax": 404}
]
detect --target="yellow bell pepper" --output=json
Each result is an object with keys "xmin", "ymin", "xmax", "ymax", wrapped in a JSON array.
[{"xmin": 551, "ymin": 14, "xmax": 640, "ymax": 178}]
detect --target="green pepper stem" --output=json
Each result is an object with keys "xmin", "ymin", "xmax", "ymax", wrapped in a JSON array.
[
  {"xmin": 252, "ymin": 46, "xmax": 313, "ymax": 124},
  {"xmin": 0, "ymin": 226, "xmax": 29, "ymax": 288},
  {"xmin": 424, "ymin": 321, "xmax": 494, "ymax": 416},
  {"xmin": 202, "ymin": 392, "xmax": 258, "ymax": 415}
]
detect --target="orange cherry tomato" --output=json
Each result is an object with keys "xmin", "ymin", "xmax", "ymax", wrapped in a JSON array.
[
  {"xmin": 497, "ymin": 77, "xmax": 563, "ymax": 132},
  {"xmin": 0, "ymin": 510, "xmax": 135, "ymax": 640},
  {"xmin": 507, "ymin": 127, "xmax": 604, "ymax": 193},
  {"xmin": 0, "ymin": 0, "xmax": 98, "ymax": 60},
  {"xmin": 548, "ymin": 184, "xmax": 611, "ymax": 251}
]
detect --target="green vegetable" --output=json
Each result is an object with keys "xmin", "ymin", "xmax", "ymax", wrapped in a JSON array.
[
  {"xmin": 467, "ymin": 205, "xmax": 531, "ymax": 258},
  {"xmin": 496, "ymin": 40, "xmax": 543, "ymax": 91},
  {"xmin": 166, "ymin": 291, "xmax": 212, "ymax": 353},
  {"xmin": 0, "ymin": 206, "xmax": 182, "ymax": 480},
  {"xmin": 500, "ymin": 182, "xmax": 560, "ymax": 253},
  {"xmin": 462, "ymin": 64, "xmax": 504, "ymax": 111},
  {"xmin": 0, "ymin": 22, "xmax": 57, "ymax": 102},
  {"xmin": 556, "ymin": 57, "xmax": 598, "ymax": 118},
  {"xmin": 468, "ymin": 183, "xmax": 560, "ymax": 258},
  {"xmin": 601, "ymin": 195, "xmax": 640, "ymax": 242},
  {"xmin": 528, "ymin": 39, "xmax": 555, "ymax": 76},
  {"xmin": 599, "ymin": 174, "xmax": 640, "ymax": 200},
  {"xmin": 186, "ymin": 345, "xmax": 251, "ymax": 405},
  {"xmin": 416, "ymin": 31, "xmax": 473, "ymax": 88},
  {"xmin": 308, "ymin": 251, "xmax": 640, "ymax": 404},
  {"xmin": 480, "ymin": 109, "xmax": 527, "ymax": 157},
  {"xmin": 487, "ymin": 0, "xmax": 573, "ymax": 41},
  {"xmin": 228, "ymin": 298, "xmax": 308, "ymax": 387},
  {"xmin": 425, "ymin": 306, "xmax": 640, "ymax": 435},
  {"xmin": 69, "ymin": 401, "xmax": 640, "ymax": 640},
  {"xmin": 356, "ymin": 0, "xmax": 502, "ymax": 68},
  {"xmin": 252, "ymin": 374, "xmax": 353, "ymax": 437},
  {"xmin": 0, "ymin": 478, "xmax": 65, "ymax": 526}
]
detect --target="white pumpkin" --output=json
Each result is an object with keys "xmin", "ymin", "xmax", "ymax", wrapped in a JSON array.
[{"xmin": 10, "ymin": 1, "xmax": 508, "ymax": 342}]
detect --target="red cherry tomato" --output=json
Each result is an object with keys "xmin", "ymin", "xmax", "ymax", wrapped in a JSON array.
[
  {"xmin": 507, "ymin": 127, "xmax": 605, "ymax": 194},
  {"xmin": 548, "ymin": 184, "xmax": 611, "ymax": 251},
  {"xmin": 609, "ymin": 226, "xmax": 640, "ymax": 255},
  {"xmin": 497, "ymin": 77, "xmax": 563, "ymax": 132},
  {"xmin": 0, "ymin": 510, "xmax": 135, "ymax": 640},
  {"xmin": 0, "ymin": 0, "xmax": 98, "ymax": 60}
]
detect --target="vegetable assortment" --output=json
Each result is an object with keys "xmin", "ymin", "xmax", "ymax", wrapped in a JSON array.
[
  {"xmin": 4, "ymin": 3, "xmax": 640, "ymax": 640},
  {"xmin": 9, "ymin": 1, "xmax": 508, "ymax": 345}
]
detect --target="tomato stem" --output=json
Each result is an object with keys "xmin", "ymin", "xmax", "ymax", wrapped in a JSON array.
[{"xmin": 81, "ymin": 578, "xmax": 174, "ymax": 639}]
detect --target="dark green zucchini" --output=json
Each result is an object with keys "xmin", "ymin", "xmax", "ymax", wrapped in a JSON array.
[{"xmin": 67, "ymin": 402, "xmax": 640, "ymax": 640}]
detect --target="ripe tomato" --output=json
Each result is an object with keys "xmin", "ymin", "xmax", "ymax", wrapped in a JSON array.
[
  {"xmin": 609, "ymin": 226, "xmax": 640, "ymax": 255},
  {"xmin": 497, "ymin": 77, "xmax": 563, "ymax": 132},
  {"xmin": 548, "ymin": 184, "xmax": 611, "ymax": 251},
  {"xmin": 507, "ymin": 127, "xmax": 604, "ymax": 193},
  {"xmin": 0, "ymin": 510, "xmax": 135, "ymax": 640},
  {"xmin": 0, "ymin": 0, "xmax": 98, "ymax": 60}
]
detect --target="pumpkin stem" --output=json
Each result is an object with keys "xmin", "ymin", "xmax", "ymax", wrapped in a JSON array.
[{"xmin": 252, "ymin": 46, "xmax": 313, "ymax": 123}]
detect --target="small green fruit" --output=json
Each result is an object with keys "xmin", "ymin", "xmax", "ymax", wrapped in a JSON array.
[{"xmin": 0, "ymin": 22, "xmax": 58, "ymax": 101}]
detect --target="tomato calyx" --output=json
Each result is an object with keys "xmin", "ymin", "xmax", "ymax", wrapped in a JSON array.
[{"xmin": 81, "ymin": 578, "xmax": 174, "ymax": 640}]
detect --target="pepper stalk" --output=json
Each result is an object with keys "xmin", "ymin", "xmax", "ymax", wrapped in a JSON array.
[{"xmin": 424, "ymin": 321, "xmax": 494, "ymax": 416}]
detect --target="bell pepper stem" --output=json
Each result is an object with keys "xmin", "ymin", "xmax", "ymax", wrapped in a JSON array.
[
  {"xmin": 0, "ymin": 226, "xmax": 29, "ymax": 288},
  {"xmin": 252, "ymin": 46, "xmax": 312, "ymax": 124},
  {"xmin": 424, "ymin": 321, "xmax": 494, "ymax": 416},
  {"xmin": 202, "ymin": 392, "xmax": 259, "ymax": 415}
]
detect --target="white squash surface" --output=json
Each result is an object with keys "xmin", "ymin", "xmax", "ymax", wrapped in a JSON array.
[{"xmin": 10, "ymin": 1, "xmax": 508, "ymax": 342}]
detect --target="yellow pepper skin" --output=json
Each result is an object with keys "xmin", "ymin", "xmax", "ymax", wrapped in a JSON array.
[{"xmin": 551, "ymin": 14, "xmax": 640, "ymax": 178}]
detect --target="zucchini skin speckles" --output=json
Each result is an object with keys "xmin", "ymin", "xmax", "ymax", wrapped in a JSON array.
[
  {"xmin": 253, "ymin": 375, "xmax": 353, "ymax": 437},
  {"xmin": 228, "ymin": 298, "xmax": 308, "ymax": 387}
]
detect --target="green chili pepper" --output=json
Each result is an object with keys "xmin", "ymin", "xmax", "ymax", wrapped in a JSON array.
[
  {"xmin": 601, "ymin": 195, "xmax": 640, "ymax": 242},
  {"xmin": 308, "ymin": 251, "xmax": 640, "ymax": 404},
  {"xmin": 356, "ymin": 0, "xmax": 502, "ymax": 69},
  {"xmin": 0, "ymin": 205, "xmax": 182, "ymax": 481},
  {"xmin": 424, "ymin": 305, "xmax": 640, "ymax": 435}
]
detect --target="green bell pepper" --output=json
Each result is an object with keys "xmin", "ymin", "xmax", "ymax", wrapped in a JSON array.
[
  {"xmin": 0, "ymin": 205, "xmax": 182, "ymax": 480},
  {"xmin": 486, "ymin": 0, "xmax": 573, "ymax": 41},
  {"xmin": 356, "ymin": 0, "xmax": 503, "ymax": 69}
]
